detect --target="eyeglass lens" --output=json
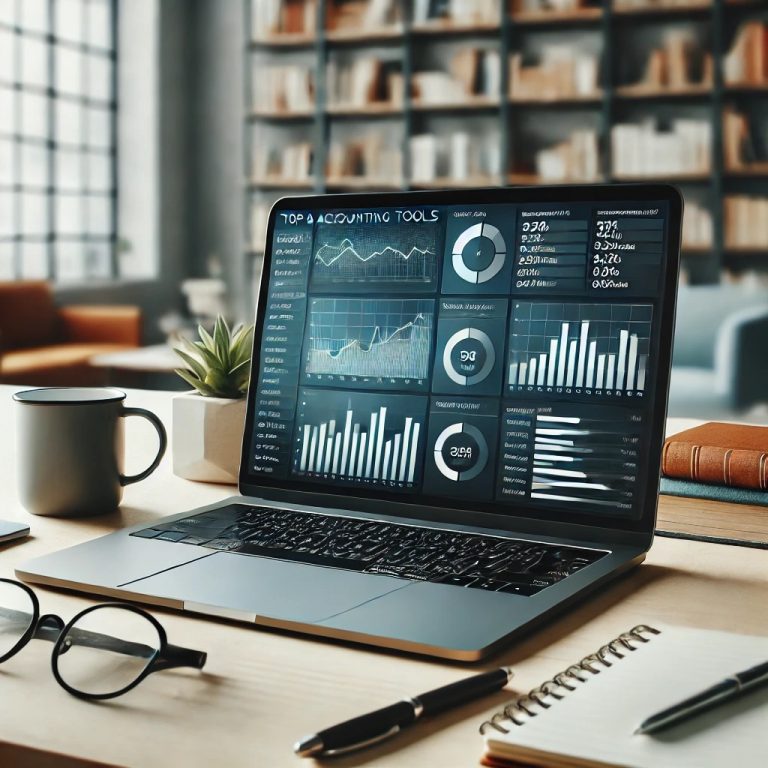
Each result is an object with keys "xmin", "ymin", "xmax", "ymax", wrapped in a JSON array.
[
  {"xmin": 54, "ymin": 606, "xmax": 162, "ymax": 696},
  {"xmin": 0, "ymin": 580, "xmax": 35, "ymax": 657}
]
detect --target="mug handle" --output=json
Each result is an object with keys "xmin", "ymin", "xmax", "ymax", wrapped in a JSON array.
[{"xmin": 119, "ymin": 407, "xmax": 168, "ymax": 486}]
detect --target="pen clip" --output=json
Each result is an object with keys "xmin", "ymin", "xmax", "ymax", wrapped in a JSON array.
[{"xmin": 320, "ymin": 725, "xmax": 400, "ymax": 757}]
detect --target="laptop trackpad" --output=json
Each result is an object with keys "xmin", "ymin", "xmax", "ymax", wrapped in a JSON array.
[{"xmin": 122, "ymin": 551, "xmax": 411, "ymax": 624}]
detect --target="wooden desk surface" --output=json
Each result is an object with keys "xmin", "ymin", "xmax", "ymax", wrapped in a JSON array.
[{"xmin": 0, "ymin": 387, "xmax": 766, "ymax": 768}]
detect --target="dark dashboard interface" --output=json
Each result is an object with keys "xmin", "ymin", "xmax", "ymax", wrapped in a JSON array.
[{"xmin": 250, "ymin": 198, "xmax": 672, "ymax": 522}]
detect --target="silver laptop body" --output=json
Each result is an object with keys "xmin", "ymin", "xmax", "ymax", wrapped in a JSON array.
[{"xmin": 18, "ymin": 185, "xmax": 682, "ymax": 661}]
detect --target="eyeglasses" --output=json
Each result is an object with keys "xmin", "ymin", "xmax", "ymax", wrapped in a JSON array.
[{"xmin": 0, "ymin": 578, "xmax": 207, "ymax": 700}]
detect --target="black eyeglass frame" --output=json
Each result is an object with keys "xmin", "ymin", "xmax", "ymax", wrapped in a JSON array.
[{"xmin": 0, "ymin": 578, "xmax": 207, "ymax": 700}]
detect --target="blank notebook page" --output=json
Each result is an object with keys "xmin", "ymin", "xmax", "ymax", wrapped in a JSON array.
[{"xmin": 484, "ymin": 625, "xmax": 768, "ymax": 768}]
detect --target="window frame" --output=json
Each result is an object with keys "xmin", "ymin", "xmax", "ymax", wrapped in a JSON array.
[{"xmin": 0, "ymin": 0, "xmax": 118, "ymax": 282}]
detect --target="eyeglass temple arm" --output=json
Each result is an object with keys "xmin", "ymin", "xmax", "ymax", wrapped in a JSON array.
[
  {"xmin": 2, "ymin": 606, "xmax": 206, "ymax": 670},
  {"xmin": 152, "ymin": 643, "xmax": 207, "ymax": 672},
  {"xmin": 55, "ymin": 622, "xmax": 206, "ymax": 669}
]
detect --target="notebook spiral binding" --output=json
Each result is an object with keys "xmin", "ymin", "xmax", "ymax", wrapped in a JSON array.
[{"xmin": 480, "ymin": 624, "xmax": 661, "ymax": 735}]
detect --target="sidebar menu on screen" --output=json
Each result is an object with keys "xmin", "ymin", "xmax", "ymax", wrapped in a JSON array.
[{"xmin": 252, "ymin": 213, "xmax": 312, "ymax": 478}]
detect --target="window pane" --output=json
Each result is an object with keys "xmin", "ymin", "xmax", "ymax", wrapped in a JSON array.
[
  {"xmin": 56, "ymin": 46, "xmax": 81, "ymax": 95},
  {"xmin": 21, "ymin": 36, "xmax": 48, "ymax": 88},
  {"xmin": 86, "ymin": 152, "xmax": 110, "ymax": 190},
  {"xmin": 83, "ymin": 240, "xmax": 110, "ymax": 277},
  {"xmin": 0, "ymin": 0, "xmax": 17, "ymax": 26},
  {"xmin": 56, "ymin": 0, "xmax": 84, "ymax": 43},
  {"xmin": 88, "ymin": 0, "xmax": 110, "ymax": 48},
  {"xmin": 21, "ymin": 142, "xmax": 48, "ymax": 186},
  {"xmin": 0, "ymin": 242, "xmax": 14, "ymax": 279},
  {"xmin": 20, "ymin": 0, "xmax": 48, "ymax": 34},
  {"xmin": 85, "ymin": 107, "xmax": 110, "ymax": 148},
  {"xmin": 56, "ymin": 99, "xmax": 82, "ymax": 145},
  {"xmin": 55, "ymin": 148, "xmax": 83, "ymax": 189},
  {"xmin": 86, "ymin": 194, "xmax": 110, "ymax": 235},
  {"xmin": 87, "ymin": 54, "xmax": 110, "ymax": 102},
  {"xmin": 0, "ymin": 87, "xmax": 15, "ymax": 134},
  {"xmin": 21, "ymin": 192, "xmax": 48, "ymax": 235},
  {"xmin": 0, "ymin": 29, "xmax": 14, "ymax": 79},
  {"xmin": 20, "ymin": 241, "xmax": 49, "ymax": 278},
  {"xmin": 56, "ymin": 240, "xmax": 85, "ymax": 281},
  {"xmin": 0, "ymin": 189, "xmax": 14, "ymax": 236},
  {"xmin": 0, "ymin": 139, "xmax": 13, "ymax": 184},
  {"xmin": 56, "ymin": 193, "xmax": 83, "ymax": 234},
  {"xmin": 22, "ymin": 92, "xmax": 48, "ymax": 139}
]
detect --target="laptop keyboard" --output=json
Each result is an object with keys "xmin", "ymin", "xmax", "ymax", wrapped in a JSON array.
[{"xmin": 131, "ymin": 504, "xmax": 605, "ymax": 596}]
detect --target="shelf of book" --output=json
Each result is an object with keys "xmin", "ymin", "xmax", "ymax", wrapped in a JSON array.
[
  {"xmin": 410, "ymin": 96, "xmax": 500, "ymax": 113},
  {"xmin": 326, "ymin": 103, "xmax": 403, "ymax": 117},
  {"xmin": 613, "ymin": 1, "xmax": 714, "ymax": 20},
  {"xmin": 724, "ymin": 165, "xmax": 768, "ymax": 178},
  {"xmin": 614, "ymin": 84, "xmax": 713, "ymax": 100},
  {"xmin": 249, "ymin": 33, "xmax": 316, "ymax": 49},
  {"xmin": 509, "ymin": 8, "xmax": 603, "ymax": 27},
  {"xmin": 246, "ymin": 109, "xmax": 315, "ymax": 122},
  {"xmin": 325, "ymin": 25, "xmax": 403, "ymax": 44},
  {"xmin": 411, "ymin": 20, "xmax": 501, "ymax": 36},
  {"xmin": 508, "ymin": 93, "xmax": 604, "ymax": 106},
  {"xmin": 243, "ymin": 0, "xmax": 768, "ymax": 289}
]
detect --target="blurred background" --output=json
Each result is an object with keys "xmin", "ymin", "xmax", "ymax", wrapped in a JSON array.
[{"xmin": 0, "ymin": 0, "xmax": 767, "ymax": 421}]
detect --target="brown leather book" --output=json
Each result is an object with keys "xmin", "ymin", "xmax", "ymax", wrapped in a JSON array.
[{"xmin": 662, "ymin": 422, "xmax": 768, "ymax": 490}]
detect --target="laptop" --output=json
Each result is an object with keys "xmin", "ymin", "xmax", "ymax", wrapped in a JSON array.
[{"xmin": 17, "ymin": 184, "xmax": 682, "ymax": 661}]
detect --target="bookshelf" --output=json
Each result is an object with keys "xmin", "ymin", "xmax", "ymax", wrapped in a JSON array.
[{"xmin": 243, "ymin": 0, "xmax": 768, "ymax": 286}]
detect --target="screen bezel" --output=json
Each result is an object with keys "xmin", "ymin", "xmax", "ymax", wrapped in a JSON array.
[{"xmin": 239, "ymin": 184, "xmax": 682, "ymax": 539}]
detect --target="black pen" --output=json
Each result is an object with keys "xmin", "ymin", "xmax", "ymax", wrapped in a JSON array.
[
  {"xmin": 294, "ymin": 667, "xmax": 513, "ymax": 757},
  {"xmin": 635, "ymin": 659, "xmax": 768, "ymax": 735}
]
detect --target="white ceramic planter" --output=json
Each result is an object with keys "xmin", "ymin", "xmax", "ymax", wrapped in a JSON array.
[{"xmin": 172, "ymin": 393, "xmax": 247, "ymax": 484}]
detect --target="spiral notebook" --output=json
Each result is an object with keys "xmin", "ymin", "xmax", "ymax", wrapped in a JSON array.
[{"xmin": 481, "ymin": 624, "xmax": 768, "ymax": 768}]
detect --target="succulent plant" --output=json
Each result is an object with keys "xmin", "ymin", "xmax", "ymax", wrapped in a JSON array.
[{"xmin": 174, "ymin": 315, "xmax": 254, "ymax": 398}]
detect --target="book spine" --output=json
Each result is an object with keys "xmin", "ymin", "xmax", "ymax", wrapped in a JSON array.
[{"xmin": 662, "ymin": 440, "xmax": 768, "ymax": 490}]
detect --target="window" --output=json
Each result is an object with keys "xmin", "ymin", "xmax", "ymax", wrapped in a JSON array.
[{"xmin": 0, "ymin": 0, "xmax": 117, "ymax": 281}]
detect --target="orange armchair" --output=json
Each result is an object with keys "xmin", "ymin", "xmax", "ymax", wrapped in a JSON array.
[{"xmin": 0, "ymin": 281, "xmax": 142, "ymax": 386}]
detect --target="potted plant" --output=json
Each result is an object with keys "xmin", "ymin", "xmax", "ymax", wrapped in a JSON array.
[{"xmin": 172, "ymin": 316, "xmax": 254, "ymax": 483}]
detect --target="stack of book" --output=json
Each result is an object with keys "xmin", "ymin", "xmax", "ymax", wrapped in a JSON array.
[
  {"xmin": 326, "ymin": 134, "xmax": 402, "ymax": 186},
  {"xmin": 611, "ymin": 119, "xmax": 711, "ymax": 178},
  {"xmin": 409, "ymin": 131, "xmax": 500, "ymax": 184},
  {"xmin": 326, "ymin": 58, "xmax": 403, "ymax": 110},
  {"xmin": 724, "ymin": 196, "xmax": 768, "ymax": 249},
  {"xmin": 252, "ymin": 65, "xmax": 314, "ymax": 114},
  {"xmin": 252, "ymin": 142, "xmax": 313, "ymax": 184},
  {"xmin": 252, "ymin": 0, "xmax": 316, "ymax": 39},
  {"xmin": 413, "ymin": 0, "xmax": 499, "ymax": 25},
  {"xmin": 532, "ymin": 130, "xmax": 600, "ymax": 182},
  {"xmin": 681, "ymin": 200, "xmax": 713, "ymax": 250},
  {"xmin": 722, "ymin": 107, "xmax": 767, "ymax": 171},
  {"xmin": 724, "ymin": 21, "xmax": 768, "ymax": 87},
  {"xmin": 621, "ymin": 30, "xmax": 712, "ymax": 94},
  {"xmin": 509, "ymin": 45, "xmax": 600, "ymax": 100},
  {"xmin": 412, "ymin": 48, "xmax": 501, "ymax": 105},
  {"xmin": 326, "ymin": 0, "xmax": 401, "ymax": 32}
]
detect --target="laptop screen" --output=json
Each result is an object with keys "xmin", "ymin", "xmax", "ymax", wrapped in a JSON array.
[{"xmin": 244, "ymin": 187, "xmax": 680, "ymax": 529}]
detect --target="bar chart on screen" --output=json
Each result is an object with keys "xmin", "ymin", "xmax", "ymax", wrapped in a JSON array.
[
  {"xmin": 507, "ymin": 302, "xmax": 653, "ymax": 399},
  {"xmin": 292, "ymin": 389, "xmax": 428, "ymax": 490}
]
